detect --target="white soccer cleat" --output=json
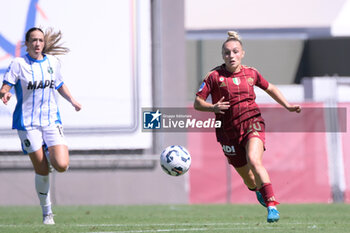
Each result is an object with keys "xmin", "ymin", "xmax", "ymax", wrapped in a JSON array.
[{"xmin": 43, "ymin": 213, "xmax": 55, "ymax": 225}]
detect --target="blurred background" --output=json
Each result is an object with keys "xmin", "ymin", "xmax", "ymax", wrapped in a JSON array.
[{"xmin": 0, "ymin": 0, "xmax": 350, "ymax": 205}]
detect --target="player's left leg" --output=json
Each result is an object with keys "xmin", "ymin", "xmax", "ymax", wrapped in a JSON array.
[
  {"xmin": 234, "ymin": 165, "xmax": 266, "ymax": 207},
  {"xmin": 234, "ymin": 165, "xmax": 256, "ymax": 189},
  {"xmin": 43, "ymin": 124, "xmax": 69, "ymax": 173},
  {"xmin": 245, "ymin": 137, "xmax": 279, "ymax": 222},
  {"xmin": 48, "ymin": 144, "xmax": 69, "ymax": 172}
]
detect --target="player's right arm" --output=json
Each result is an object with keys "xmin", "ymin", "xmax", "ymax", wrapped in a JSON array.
[
  {"xmin": 194, "ymin": 70, "xmax": 230, "ymax": 114},
  {"xmin": 0, "ymin": 83, "xmax": 12, "ymax": 105},
  {"xmin": 194, "ymin": 96, "xmax": 229, "ymax": 114},
  {"xmin": 1, "ymin": 59, "xmax": 20, "ymax": 105}
]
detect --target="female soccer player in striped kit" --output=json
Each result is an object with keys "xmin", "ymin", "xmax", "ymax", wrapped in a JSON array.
[
  {"xmin": 194, "ymin": 31, "xmax": 301, "ymax": 222},
  {"xmin": 0, "ymin": 27, "xmax": 81, "ymax": 224}
]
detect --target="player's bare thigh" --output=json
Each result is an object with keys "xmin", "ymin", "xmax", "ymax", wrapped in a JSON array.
[
  {"xmin": 245, "ymin": 137, "xmax": 264, "ymax": 165},
  {"xmin": 48, "ymin": 145, "xmax": 69, "ymax": 172}
]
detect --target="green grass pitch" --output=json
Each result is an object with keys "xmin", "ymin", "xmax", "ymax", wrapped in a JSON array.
[{"xmin": 0, "ymin": 204, "xmax": 349, "ymax": 232}]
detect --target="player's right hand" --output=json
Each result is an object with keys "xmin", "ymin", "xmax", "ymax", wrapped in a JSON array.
[
  {"xmin": 213, "ymin": 96, "xmax": 230, "ymax": 114},
  {"xmin": 1, "ymin": 92, "xmax": 12, "ymax": 105}
]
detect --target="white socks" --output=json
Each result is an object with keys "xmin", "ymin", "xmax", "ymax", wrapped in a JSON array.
[{"xmin": 35, "ymin": 174, "xmax": 52, "ymax": 215}]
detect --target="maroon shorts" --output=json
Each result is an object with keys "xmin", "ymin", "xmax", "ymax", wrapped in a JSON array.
[{"xmin": 218, "ymin": 117, "xmax": 266, "ymax": 168}]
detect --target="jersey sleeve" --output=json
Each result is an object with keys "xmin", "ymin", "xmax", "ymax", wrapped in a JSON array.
[
  {"xmin": 196, "ymin": 72, "xmax": 213, "ymax": 100},
  {"xmin": 3, "ymin": 59, "xmax": 20, "ymax": 86},
  {"xmin": 54, "ymin": 58, "xmax": 64, "ymax": 90},
  {"xmin": 255, "ymin": 70, "xmax": 269, "ymax": 90}
]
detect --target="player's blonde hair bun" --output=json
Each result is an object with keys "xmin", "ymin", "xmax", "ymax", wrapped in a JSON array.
[{"xmin": 227, "ymin": 31, "xmax": 241, "ymax": 41}]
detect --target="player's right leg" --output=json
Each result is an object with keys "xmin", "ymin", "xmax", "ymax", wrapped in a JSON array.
[
  {"xmin": 29, "ymin": 148, "xmax": 55, "ymax": 224},
  {"xmin": 18, "ymin": 129, "xmax": 54, "ymax": 224}
]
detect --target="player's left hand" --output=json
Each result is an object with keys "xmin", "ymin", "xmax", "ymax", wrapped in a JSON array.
[{"xmin": 71, "ymin": 100, "xmax": 82, "ymax": 111}]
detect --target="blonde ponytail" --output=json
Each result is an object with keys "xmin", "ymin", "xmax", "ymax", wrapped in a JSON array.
[{"xmin": 43, "ymin": 28, "xmax": 69, "ymax": 55}]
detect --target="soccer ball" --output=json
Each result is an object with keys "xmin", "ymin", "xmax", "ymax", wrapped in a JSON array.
[{"xmin": 160, "ymin": 145, "xmax": 191, "ymax": 176}]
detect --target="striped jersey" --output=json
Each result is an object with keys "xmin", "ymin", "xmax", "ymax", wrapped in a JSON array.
[
  {"xmin": 3, "ymin": 54, "xmax": 64, "ymax": 130},
  {"xmin": 196, "ymin": 64, "xmax": 269, "ymax": 136}
]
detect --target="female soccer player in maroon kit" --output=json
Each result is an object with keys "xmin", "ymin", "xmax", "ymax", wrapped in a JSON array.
[{"xmin": 194, "ymin": 31, "xmax": 301, "ymax": 222}]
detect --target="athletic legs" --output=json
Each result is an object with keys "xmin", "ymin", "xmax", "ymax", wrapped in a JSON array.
[
  {"xmin": 245, "ymin": 137, "xmax": 279, "ymax": 222},
  {"xmin": 29, "ymin": 144, "xmax": 69, "ymax": 224}
]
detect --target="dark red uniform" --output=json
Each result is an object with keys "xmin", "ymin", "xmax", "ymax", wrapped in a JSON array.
[{"xmin": 196, "ymin": 64, "xmax": 269, "ymax": 167}]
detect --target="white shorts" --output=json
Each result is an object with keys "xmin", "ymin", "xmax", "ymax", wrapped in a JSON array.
[{"xmin": 17, "ymin": 124, "xmax": 67, "ymax": 154}]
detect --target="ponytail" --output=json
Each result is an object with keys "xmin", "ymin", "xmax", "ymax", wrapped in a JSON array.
[{"xmin": 43, "ymin": 28, "xmax": 69, "ymax": 55}]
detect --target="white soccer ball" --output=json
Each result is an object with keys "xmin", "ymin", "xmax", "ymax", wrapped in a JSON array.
[{"xmin": 160, "ymin": 145, "xmax": 191, "ymax": 176}]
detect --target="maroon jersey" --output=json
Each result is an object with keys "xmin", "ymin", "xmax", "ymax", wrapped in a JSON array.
[{"xmin": 196, "ymin": 64, "xmax": 269, "ymax": 143}]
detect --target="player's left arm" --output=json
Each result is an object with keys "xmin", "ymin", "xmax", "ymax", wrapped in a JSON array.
[
  {"xmin": 265, "ymin": 83, "xmax": 301, "ymax": 113},
  {"xmin": 57, "ymin": 84, "xmax": 82, "ymax": 111}
]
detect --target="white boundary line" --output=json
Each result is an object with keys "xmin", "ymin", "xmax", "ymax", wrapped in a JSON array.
[
  {"xmin": 87, "ymin": 226, "xmax": 285, "ymax": 233},
  {"xmin": 0, "ymin": 222, "xmax": 315, "ymax": 228}
]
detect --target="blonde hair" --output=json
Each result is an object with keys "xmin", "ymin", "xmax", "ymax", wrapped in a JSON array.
[
  {"xmin": 43, "ymin": 28, "xmax": 70, "ymax": 55},
  {"xmin": 227, "ymin": 31, "xmax": 241, "ymax": 42},
  {"xmin": 25, "ymin": 27, "xmax": 69, "ymax": 55},
  {"xmin": 222, "ymin": 30, "xmax": 243, "ymax": 49}
]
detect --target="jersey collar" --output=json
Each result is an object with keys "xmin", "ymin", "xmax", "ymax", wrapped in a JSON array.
[{"xmin": 26, "ymin": 53, "xmax": 47, "ymax": 63}]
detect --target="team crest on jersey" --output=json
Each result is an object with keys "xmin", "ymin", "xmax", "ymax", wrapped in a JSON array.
[
  {"xmin": 247, "ymin": 77, "xmax": 254, "ymax": 86},
  {"xmin": 232, "ymin": 77, "xmax": 241, "ymax": 85},
  {"xmin": 219, "ymin": 77, "xmax": 226, "ymax": 87},
  {"xmin": 23, "ymin": 139, "xmax": 31, "ymax": 147},
  {"xmin": 47, "ymin": 67, "xmax": 53, "ymax": 74}
]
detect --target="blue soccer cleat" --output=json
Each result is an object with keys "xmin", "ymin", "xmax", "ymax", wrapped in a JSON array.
[
  {"xmin": 267, "ymin": 206, "xmax": 280, "ymax": 223},
  {"xmin": 255, "ymin": 191, "xmax": 267, "ymax": 207}
]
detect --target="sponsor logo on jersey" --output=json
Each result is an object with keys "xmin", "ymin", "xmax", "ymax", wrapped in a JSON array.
[
  {"xmin": 222, "ymin": 145, "xmax": 236, "ymax": 156},
  {"xmin": 247, "ymin": 77, "xmax": 254, "ymax": 86},
  {"xmin": 27, "ymin": 80, "xmax": 55, "ymax": 90},
  {"xmin": 143, "ymin": 110, "xmax": 162, "ymax": 129},
  {"xmin": 232, "ymin": 77, "xmax": 241, "ymax": 85}
]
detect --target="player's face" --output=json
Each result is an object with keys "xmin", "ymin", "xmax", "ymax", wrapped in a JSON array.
[
  {"xmin": 222, "ymin": 40, "xmax": 245, "ymax": 73},
  {"xmin": 26, "ymin": 30, "xmax": 45, "ymax": 59}
]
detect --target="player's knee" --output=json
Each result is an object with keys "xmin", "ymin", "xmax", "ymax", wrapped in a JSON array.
[
  {"xmin": 248, "ymin": 159, "xmax": 263, "ymax": 171},
  {"xmin": 54, "ymin": 162, "xmax": 69, "ymax": 172}
]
